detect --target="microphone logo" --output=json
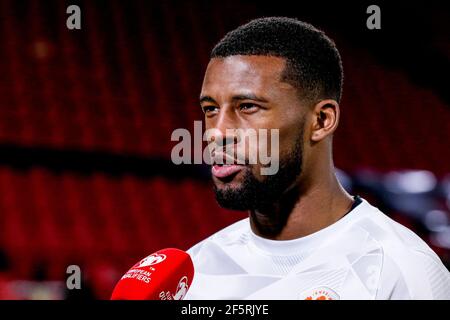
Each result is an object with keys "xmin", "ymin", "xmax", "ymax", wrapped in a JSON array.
[
  {"xmin": 173, "ymin": 276, "xmax": 189, "ymax": 300},
  {"xmin": 135, "ymin": 253, "xmax": 167, "ymax": 268}
]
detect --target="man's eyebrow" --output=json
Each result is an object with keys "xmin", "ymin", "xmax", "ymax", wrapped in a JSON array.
[
  {"xmin": 231, "ymin": 94, "xmax": 268, "ymax": 103},
  {"xmin": 199, "ymin": 94, "xmax": 269, "ymax": 104},
  {"xmin": 199, "ymin": 96, "xmax": 217, "ymax": 104}
]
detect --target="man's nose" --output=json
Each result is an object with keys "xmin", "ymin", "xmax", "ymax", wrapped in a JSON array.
[
  {"xmin": 214, "ymin": 134, "xmax": 237, "ymax": 148},
  {"xmin": 212, "ymin": 111, "xmax": 239, "ymax": 147}
]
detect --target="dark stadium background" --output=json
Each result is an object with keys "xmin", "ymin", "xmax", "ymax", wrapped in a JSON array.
[{"xmin": 0, "ymin": 0, "xmax": 448, "ymax": 299}]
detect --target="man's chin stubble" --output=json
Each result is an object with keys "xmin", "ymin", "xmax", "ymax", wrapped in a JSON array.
[{"xmin": 213, "ymin": 168, "xmax": 261, "ymax": 211}]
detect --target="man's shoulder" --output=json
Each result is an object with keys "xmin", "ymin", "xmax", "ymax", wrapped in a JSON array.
[
  {"xmin": 351, "ymin": 200, "xmax": 450, "ymax": 299},
  {"xmin": 354, "ymin": 200, "xmax": 440, "ymax": 261}
]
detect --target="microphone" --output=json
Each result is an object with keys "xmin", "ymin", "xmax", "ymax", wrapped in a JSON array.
[{"xmin": 111, "ymin": 248, "xmax": 194, "ymax": 300}]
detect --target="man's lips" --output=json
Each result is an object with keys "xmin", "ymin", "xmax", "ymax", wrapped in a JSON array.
[{"xmin": 211, "ymin": 164, "xmax": 244, "ymax": 179}]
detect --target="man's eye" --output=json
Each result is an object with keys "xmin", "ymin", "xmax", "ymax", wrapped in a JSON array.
[
  {"xmin": 202, "ymin": 106, "xmax": 218, "ymax": 114},
  {"xmin": 239, "ymin": 103, "xmax": 258, "ymax": 112}
]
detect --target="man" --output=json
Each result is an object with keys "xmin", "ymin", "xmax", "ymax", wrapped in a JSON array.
[{"xmin": 185, "ymin": 17, "xmax": 450, "ymax": 300}]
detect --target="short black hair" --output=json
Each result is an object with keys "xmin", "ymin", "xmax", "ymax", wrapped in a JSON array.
[{"xmin": 211, "ymin": 17, "xmax": 343, "ymax": 103}]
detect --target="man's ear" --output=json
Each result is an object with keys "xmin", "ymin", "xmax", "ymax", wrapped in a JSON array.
[{"xmin": 310, "ymin": 99, "xmax": 340, "ymax": 142}]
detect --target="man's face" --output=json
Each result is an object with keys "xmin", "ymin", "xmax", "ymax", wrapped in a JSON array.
[{"xmin": 200, "ymin": 56, "xmax": 307, "ymax": 210}]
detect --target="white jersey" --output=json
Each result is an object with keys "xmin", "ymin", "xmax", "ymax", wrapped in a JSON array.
[{"xmin": 185, "ymin": 198, "xmax": 450, "ymax": 300}]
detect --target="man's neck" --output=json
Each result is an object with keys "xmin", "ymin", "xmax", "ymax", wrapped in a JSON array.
[{"xmin": 249, "ymin": 174, "xmax": 354, "ymax": 241}]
